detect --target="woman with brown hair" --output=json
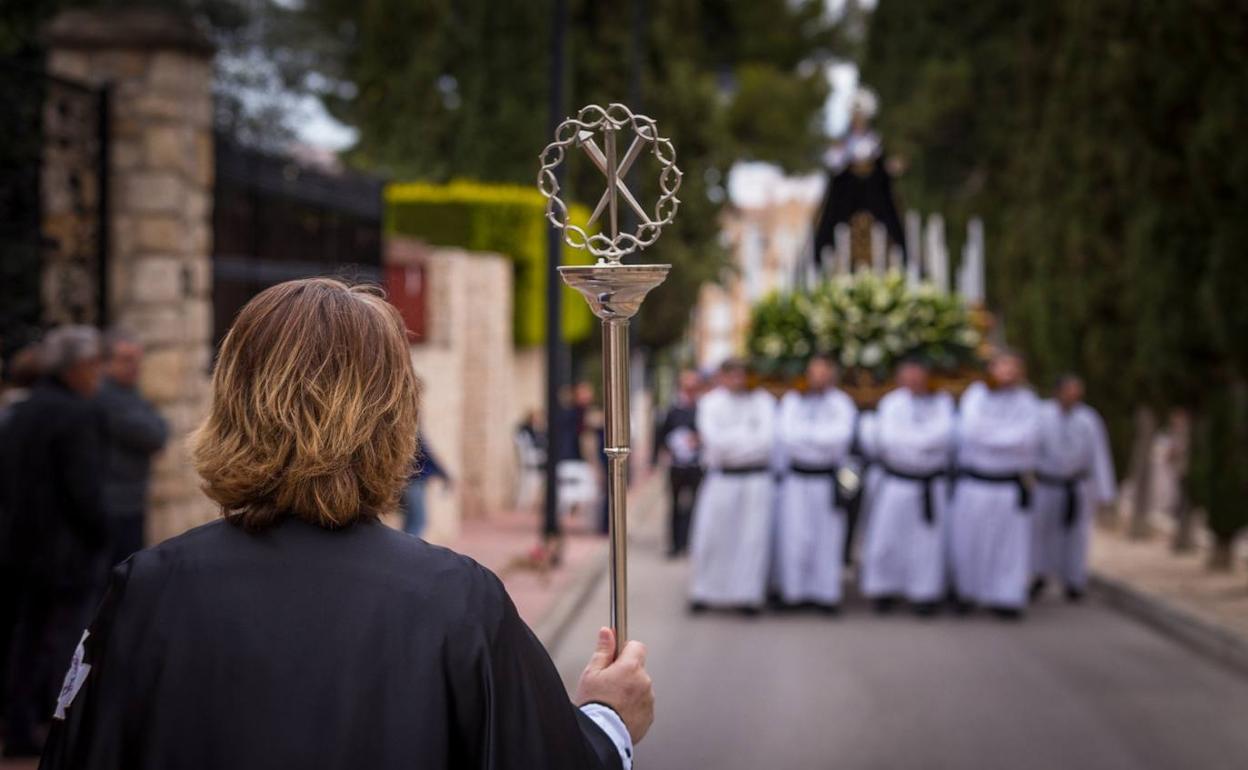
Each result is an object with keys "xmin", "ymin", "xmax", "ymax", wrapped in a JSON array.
[{"xmin": 40, "ymin": 279, "xmax": 652, "ymax": 769}]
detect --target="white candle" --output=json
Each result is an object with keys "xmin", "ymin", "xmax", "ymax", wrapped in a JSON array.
[
  {"xmin": 905, "ymin": 209, "xmax": 922, "ymax": 281},
  {"xmin": 925, "ymin": 214, "xmax": 948, "ymax": 292},
  {"xmin": 834, "ymin": 223, "xmax": 851, "ymax": 274},
  {"xmin": 871, "ymin": 223, "xmax": 887, "ymax": 274},
  {"xmin": 967, "ymin": 217, "xmax": 985, "ymax": 304}
]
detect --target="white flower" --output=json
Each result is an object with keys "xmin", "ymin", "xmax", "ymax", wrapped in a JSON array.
[
  {"xmin": 861, "ymin": 343, "xmax": 884, "ymax": 367},
  {"xmin": 956, "ymin": 328, "xmax": 980, "ymax": 346},
  {"xmin": 809, "ymin": 308, "xmax": 831, "ymax": 335}
]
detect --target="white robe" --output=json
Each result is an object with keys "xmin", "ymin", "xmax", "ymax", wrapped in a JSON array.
[
  {"xmin": 773, "ymin": 388, "xmax": 857, "ymax": 605},
  {"xmin": 854, "ymin": 410, "xmax": 883, "ymax": 549},
  {"xmin": 861, "ymin": 388, "xmax": 955, "ymax": 602},
  {"xmin": 688, "ymin": 387, "xmax": 777, "ymax": 607},
  {"xmin": 949, "ymin": 382, "xmax": 1042, "ymax": 609},
  {"xmin": 1031, "ymin": 401, "xmax": 1116, "ymax": 589}
]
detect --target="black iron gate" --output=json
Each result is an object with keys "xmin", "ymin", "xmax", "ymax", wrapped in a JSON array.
[
  {"xmin": 0, "ymin": 59, "xmax": 109, "ymax": 354},
  {"xmin": 212, "ymin": 137, "xmax": 384, "ymax": 345}
]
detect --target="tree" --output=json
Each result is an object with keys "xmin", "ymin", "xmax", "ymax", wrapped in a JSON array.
[
  {"xmin": 0, "ymin": 0, "xmax": 322, "ymax": 149},
  {"xmin": 300, "ymin": 0, "xmax": 841, "ymax": 348},
  {"xmin": 861, "ymin": 0, "xmax": 1248, "ymax": 558}
]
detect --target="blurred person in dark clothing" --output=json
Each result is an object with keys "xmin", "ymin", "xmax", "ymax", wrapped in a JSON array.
[
  {"xmin": 551, "ymin": 385, "xmax": 584, "ymax": 465},
  {"xmin": 0, "ymin": 340, "xmax": 44, "ymax": 731},
  {"xmin": 96, "ymin": 331, "xmax": 168, "ymax": 566},
  {"xmin": 655, "ymin": 370, "xmax": 703, "ymax": 557},
  {"xmin": 586, "ymin": 405, "xmax": 609, "ymax": 535},
  {"xmin": 517, "ymin": 409, "xmax": 546, "ymax": 452},
  {"xmin": 402, "ymin": 434, "xmax": 449, "ymax": 538},
  {"xmin": 1, "ymin": 342, "xmax": 43, "ymax": 417},
  {"xmin": 0, "ymin": 326, "xmax": 107, "ymax": 758}
]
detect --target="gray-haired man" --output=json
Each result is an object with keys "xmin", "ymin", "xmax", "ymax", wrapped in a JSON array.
[{"xmin": 0, "ymin": 326, "xmax": 108, "ymax": 757}]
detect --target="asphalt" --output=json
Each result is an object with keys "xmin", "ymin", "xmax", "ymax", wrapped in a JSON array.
[{"xmin": 553, "ymin": 510, "xmax": 1248, "ymax": 770}]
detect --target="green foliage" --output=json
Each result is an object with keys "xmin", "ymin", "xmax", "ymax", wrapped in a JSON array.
[
  {"xmin": 747, "ymin": 270, "xmax": 981, "ymax": 380},
  {"xmin": 299, "ymin": 0, "xmax": 842, "ymax": 348},
  {"xmin": 726, "ymin": 64, "xmax": 831, "ymax": 170},
  {"xmin": 862, "ymin": 0, "xmax": 1248, "ymax": 542},
  {"xmin": 1188, "ymin": 382, "xmax": 1248, "ymax": 542},
  {"xmin": 0, "ymin": 0, "xmax": 299, "ymax": 147},
  {"xmin": 385, "ymin": 181, "xmax": 594, "ymax": 346}
]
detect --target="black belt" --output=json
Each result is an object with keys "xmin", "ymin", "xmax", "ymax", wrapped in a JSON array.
[
  {"xmin": 1036, "ymin": 471, "xmax": 1087, "ymax": 528},
  {"xmin": 787, "ymin": 462, "xmax": 845, "ymax": 510},
  {"xmin": 882, "ymin": 465, "xmax": 945, "ymax": 525},
  {"xmin": 718, "ymin": 465, "xmax": 771, "ymax": 476},
  {"xmin": 958, "ymin": 468, "xmax": 1031, "ymax": 510}
]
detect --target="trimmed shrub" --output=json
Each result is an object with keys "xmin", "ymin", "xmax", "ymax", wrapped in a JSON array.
[{"xmin": 385, "ymin": 181, "xmax": 594, "ymax": 345}]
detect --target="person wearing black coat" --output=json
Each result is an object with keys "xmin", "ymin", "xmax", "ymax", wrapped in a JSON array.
[
  {"xmin": 95, "ymin": 332, "xmax": 168, "ymax": 566},
  {"xmin": 39, "ymin": 279, "xmax": 652, "ymax": 770},
  {"xmin": 655, "ymin": 370, "xmax": 704, "ymax": 557},
  {"xmin": 0, "ymin": 326, "xmax": 107, "ymax": 758}
]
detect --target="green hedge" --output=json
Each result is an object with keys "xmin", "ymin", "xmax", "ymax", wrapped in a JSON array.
[{"xmin": 385, "ymin": 181, "xmax": 594, "ymax": 346}]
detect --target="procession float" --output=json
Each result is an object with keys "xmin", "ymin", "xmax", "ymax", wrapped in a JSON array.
[{"xmin": 744, "ymin": 88, "xmax": 991, "ymax": 407}]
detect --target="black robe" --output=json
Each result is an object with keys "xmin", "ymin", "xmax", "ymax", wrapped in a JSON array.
[
  {"xmin": 39, "ymin": 517, "xmax": 623, "ymax": 770},
  {"xmin": 812, "ymin": 156, "xmax": 907, "ymax": 269}
]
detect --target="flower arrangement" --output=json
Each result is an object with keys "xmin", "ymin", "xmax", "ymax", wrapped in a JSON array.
[{"xmin": 747, "ymin": 269, "xmax": 983, "ymax": 380}]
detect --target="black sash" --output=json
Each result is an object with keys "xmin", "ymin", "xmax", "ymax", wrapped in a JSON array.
[
  {"xmin": 788, "ymin": 462, "xmax": 843, "ymax": 510},
  {"xmin": 958, "ymin": 467, "xmax": 1031, "ymax": 511},
  {"xmin": 1036, "ymin": 471, "xmax": 1088, "ymax": 528},
  {"xmin": 719, "ymin": 465, "xmax": 771, "ymax": 476},
  {"xmin": 882, "ymin": 465, "xmax": 945, "ymax": 525}
]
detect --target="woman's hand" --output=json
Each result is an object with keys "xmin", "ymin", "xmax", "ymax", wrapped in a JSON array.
[{"xmin": 575, "ymin": 627, "xmax": 655, "ymax": 744}]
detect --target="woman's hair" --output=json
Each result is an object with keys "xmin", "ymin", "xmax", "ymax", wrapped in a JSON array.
[{"xmin": 192, "ymin": 278, "xmax": 420, "ymax": 529}]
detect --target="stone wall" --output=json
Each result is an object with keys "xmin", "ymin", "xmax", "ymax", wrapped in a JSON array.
[
  {"xmin": 511, "ymin": 348, "xmax": 546, "ymax": 437},
  {"xmin": 46, "ymin": 10, "xmax": 217, "ymax": 544},
  {"xmin": 390, "ymin": 239, "xmax": 543, "ymax": 542}
]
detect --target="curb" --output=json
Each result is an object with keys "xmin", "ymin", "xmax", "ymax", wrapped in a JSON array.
[
  {"xmin": 1089, "ymin": 571, "xmax": 1248, "ymax": 677},
  {"xmin": 534, "ymin": 472, "xmax": 666, "ymax": 655}
]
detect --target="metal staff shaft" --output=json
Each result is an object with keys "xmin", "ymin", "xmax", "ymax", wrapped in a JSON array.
[
  {"xmin": 541, "ymin": 103, "xmax": 681, "ymax": 658},
  {"xmin": 559, "ymin": 263, "xmax": 669, "ymax": 656},
  {"xmin": 602, "ymin": 317, "xmax": 631, "ymax": 651}
]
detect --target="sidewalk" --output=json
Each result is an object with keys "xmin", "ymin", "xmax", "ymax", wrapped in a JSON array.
[
  {"xmin": 1090, "ymin": 523, "xmax": 1248, "ymax": 674},
  {"xmin": 447, "ymin": 469, "xmax": 664, "ymax": 647}
]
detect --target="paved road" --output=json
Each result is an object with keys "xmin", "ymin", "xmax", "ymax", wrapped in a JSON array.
[{"xmin": 553, "ymin": 506, "xmax": 1248, "ymax": 770}]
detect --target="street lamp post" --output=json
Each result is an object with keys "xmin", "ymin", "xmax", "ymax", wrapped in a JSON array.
[
  {"xmin": 542, "ymin": 0, "xmax": 567, "ymax": 545},
  {"xmin": 537, "ymin": 103, "xmax": 681, "ymax": 653}
]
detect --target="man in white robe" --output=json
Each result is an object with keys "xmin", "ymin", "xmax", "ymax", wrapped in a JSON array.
[
  {"xmin": 773, "ymin": 356, "xmax": 857, "ymax": 612},
  {"xmin": 847, "ymin": 408, "xmax": 883, "ymax": 567},
  {"xmin": 949, "ymin": 351, "xmax": 1043, "ymax": 618},
  {"xmin": 688, "ymin": 359, "xmax": 776, "ymax": 614},
  {"xmin": 1031, "ymin": 374, "xmax": 1117, "ymax": 601},
  {"xmin": 861, "ymin": 359, "xmax": 955, "ymax": 614}
]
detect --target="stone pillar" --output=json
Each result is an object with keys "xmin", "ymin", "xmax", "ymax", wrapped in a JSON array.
[{"xmin": 46, "ymin": 10, "xmax": 217, "ymax": 544}]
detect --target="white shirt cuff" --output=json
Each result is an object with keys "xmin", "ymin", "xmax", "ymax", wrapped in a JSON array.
[{"xmin": 579, "ymin": 702, "xmax": 633, "ymax": 770}]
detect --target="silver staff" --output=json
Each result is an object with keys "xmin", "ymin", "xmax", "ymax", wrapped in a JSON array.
[{"xmin": 538, "ymin": 103, "xmax": 682, "ymax": 653}]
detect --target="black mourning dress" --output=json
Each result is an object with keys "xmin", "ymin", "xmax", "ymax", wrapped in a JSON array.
[
  {"xmin": 812, "ymin": 156, "xmax": 907, "ymax": 269},
  {"xmin": 39, "ymin": 517, "xmax": 622, "ymax": 770}
]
